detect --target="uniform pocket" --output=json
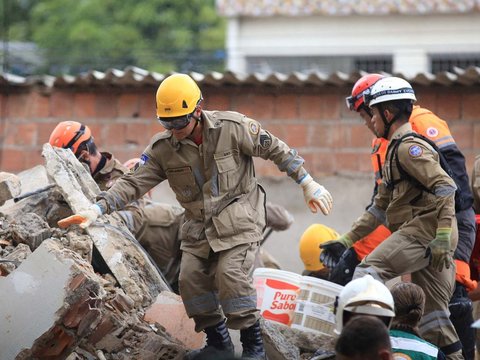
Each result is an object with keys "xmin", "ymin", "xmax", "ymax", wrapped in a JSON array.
[
  {"xmin": 166, "ymin": 166, "xmax": 200, "ymax": 203},
  {"xmin": 212, "ymin": 198, "xmax": 256, "ymax": 238},
  {"xmin": 180, "ymin": 219, "xmax": 205, "ymax": 242},
  {"xmin": 214, "ymin": 150, "xmax": 239, "ymax": 193}
]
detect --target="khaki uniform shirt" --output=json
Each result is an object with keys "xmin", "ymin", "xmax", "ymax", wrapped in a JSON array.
[
  {"xmin": 347, "ymin": 122, "xmax": 457, "ymax": 243},
  {"xmin": 94, "ymin": 152, "xmax": 147, "ymax": 236},
  {"xmin": 96, "ymin": 110, "xmax": 307, "ymax": 258}
]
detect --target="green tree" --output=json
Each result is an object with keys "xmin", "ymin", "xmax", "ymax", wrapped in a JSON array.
[{"xmin": 4, "ymin": 0, "xmax": 225, "ymax": 74}]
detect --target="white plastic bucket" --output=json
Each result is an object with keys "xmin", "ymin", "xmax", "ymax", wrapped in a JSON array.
[
  {"xmin": 253, "ymin": 268, "xmax": 301, "ymax": 326},
  {"xmin": 291, "ymin": 276, "xmax": 344, "ymax": 336}
]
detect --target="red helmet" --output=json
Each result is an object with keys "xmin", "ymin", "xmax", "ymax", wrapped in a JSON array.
[
  {"xmin": 346, "ymin": 74, "xmax": 384, "ymax": 112},
  {"xmin": 49, "ymin": 121, "xmax": 92, "ymax": 154}
]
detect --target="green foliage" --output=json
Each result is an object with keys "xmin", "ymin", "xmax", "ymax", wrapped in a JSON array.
[{"xmin": 3, "ymin": 0, "xmax": 226, "ymax": 74}]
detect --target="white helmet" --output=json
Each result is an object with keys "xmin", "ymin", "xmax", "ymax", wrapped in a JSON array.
[
  {"xmin": 364, "ymin": 76, "xmax": 416, "ymax": 107},
  {"xmin": 334, "ymin": 275, "xmax": 395, "ymax": 334}
]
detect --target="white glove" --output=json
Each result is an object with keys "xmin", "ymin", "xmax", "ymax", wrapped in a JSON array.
[
  {"xmin": 78, "ymin": 204, "xmax": 103, "ymax": 228},
  {"xmin": 300, "ymin": 174, "xmax": 333, "ymax": 215}
]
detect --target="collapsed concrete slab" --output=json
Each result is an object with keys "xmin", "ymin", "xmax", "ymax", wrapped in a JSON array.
[{"xmin": 42, "ymin": 144, "xmax": 170, "ymax": 305}]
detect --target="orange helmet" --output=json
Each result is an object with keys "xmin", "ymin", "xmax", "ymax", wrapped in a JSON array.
[
  {"xmin": 346, "ymin": 74, "xmax": 384, "ymax": 112},
  {"xmin": 49, "ymin": 121, "xmax": 92, "ymax": 154}
]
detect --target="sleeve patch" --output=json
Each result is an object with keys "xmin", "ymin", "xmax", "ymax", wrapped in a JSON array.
[
  {"xmin": 260, "ymin": 131, "xmax": 272, "ymax": 148},
  {"xmin": 426, "ymin": 127, "xmax": 439, "ymax": 138},
  {"xmin": 140, "ymin": 153, "xmax": 149, "ymax": 165},
  {"xmin": 408, "ymin": 145, "xmax": 423, "ymax": 157},
  {"xmin": 248, "ymin": 121, "xmax": 260, "ymax": 135}
]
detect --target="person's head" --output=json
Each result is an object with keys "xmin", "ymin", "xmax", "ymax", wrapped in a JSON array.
[
  {"xmin": 335, "ymin": 315, "xmax": 393, "ymax": 360},
  {"xmin": 299, "ymin": 224, "xmax": 339, "ymax": 278},
  {"xmin": 49, "ymin": 121, "xmax": 99, "ymax": 173},
  {"xmin": 155, "ymin": 73, "xmax": 203, "ymax": 140},
  {"xmin": 334, "ymin": 274, "xmax": 395, "ymax": 334},
  {"xmin": 390, "ymin": 281, "xmax": 425, "ymax": 334},
  {"xmin": 346, "ymin": 73, "xmax": 384, "ymax": 134},
  {"xmin": 363, "ymin": 76, "xmax": 416, "ymax": 140}
]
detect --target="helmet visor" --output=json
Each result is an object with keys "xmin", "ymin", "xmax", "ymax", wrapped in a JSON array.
[
  {"xmin": 345, "ymin": 93, "xmax": 363, "ymax": 111},
  {"xmin": 157, "ymin": 113, "xmax": 193, "ymax": 130}
]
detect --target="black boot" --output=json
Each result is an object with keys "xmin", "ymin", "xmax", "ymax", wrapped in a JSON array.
[
  {"xmin": 240, "ymin": 320, "xmax": 266, "ymax": 359},
  {"xmin": 186, "ymin": 319, "xmax": 234, "ymax": 359}
]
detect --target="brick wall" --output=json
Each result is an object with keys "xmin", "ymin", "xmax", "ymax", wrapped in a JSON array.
[{"xmin": 1, "ymin": 84, "xmax": 479, "ymax": 177}]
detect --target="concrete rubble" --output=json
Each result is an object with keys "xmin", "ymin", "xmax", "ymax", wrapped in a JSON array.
[{"xmin": 0, "ymin": 144, "xmax": 335, "ymax": 360}]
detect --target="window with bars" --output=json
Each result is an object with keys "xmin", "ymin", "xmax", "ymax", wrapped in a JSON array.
[
  {"xmin": 246, "ymin": 55, "xmax": 393, "ymax": 74},
  {"xmin": 431, "ymin": 54, "xmax": 480, "ymax": 73}
]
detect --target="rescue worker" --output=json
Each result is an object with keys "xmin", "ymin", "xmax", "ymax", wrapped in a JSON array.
[
  {"xmin": 58, "ymin": 73, "xmax": 333, "ymax": 359},
  {"xmin": 48, "ymin": 121, "xmax": 147, "ymax": 236},
  {"xmin": 49, "ymin": 122, "xmax": 185, "ymax": 292},
  {"xmin": 298, "ymin": 223, "xmax": 339, "ymax": 279},
  {"xmin": 322, "ymin": 77, "xmax": 463, "ymax": 359},
  {"xmin": 325, "ymin": 73, "xmax": 476, "ymax": 359}
]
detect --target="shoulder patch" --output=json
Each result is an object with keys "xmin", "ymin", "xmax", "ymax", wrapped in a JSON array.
[
  {"xmin": 249, "ymin": 121, "xmax": 260, "ymax": 135},
  {"xmin": 426, "ymin": 126, "xmax": 439, "ymax": 138},
  {"xmin": 392, "ymin": 353, "xmax": 412, "ymax": 360},
  {"xmin": 259, "ymin": 130, "xmax": 272, "ymax": 148},
  {"xmin": 408, "ymin": 144, "xmax": 423, "ymax": 157},
  {"xmin": 140, "ymin": 153, "xmax": 149, "ymax": 165}
]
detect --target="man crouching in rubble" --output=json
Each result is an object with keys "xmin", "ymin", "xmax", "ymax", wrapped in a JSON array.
[{"xmin": 60, "ymin": 73, "xmax": 333, "ymax": 360}]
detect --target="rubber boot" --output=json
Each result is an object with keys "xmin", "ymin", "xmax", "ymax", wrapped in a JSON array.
[
  {"xmin": 240, "ymin": 320, "xmax": 266, "ymax": 359},
  {"xmin": 185, "ymin": 319, "xmax": 234, "ymax": 359}
]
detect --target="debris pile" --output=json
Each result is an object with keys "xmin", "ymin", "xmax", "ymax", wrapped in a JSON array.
[{"xmin": 0, "ymin": 144, "xmax": 335, "ymax": 360}]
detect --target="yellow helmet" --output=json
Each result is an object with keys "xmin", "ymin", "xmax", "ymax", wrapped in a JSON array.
[
  {"xmin": 299, "ymin": 224, "xmax": 339, "ymax": 271},
  {"xmin": 156, "ymin": 73, "xmax": 202, "ymax": 118}
]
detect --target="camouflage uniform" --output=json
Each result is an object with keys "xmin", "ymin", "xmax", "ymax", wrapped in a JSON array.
[
  {"xmin": 347, "ymin": 123, "xmax": 462, "ymax": 359},
  {"xmin": 95, "ymin": 110, "xmax": 307, "ymax": 331}
]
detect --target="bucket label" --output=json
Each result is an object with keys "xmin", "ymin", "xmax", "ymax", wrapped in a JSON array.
[{"xmin": 257, "ymin": 278, "xmax": 299, "ymax": 325}]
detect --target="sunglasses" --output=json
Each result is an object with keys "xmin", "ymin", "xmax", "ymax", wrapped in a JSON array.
[{"xmin": 157, "ymin": 113, "xmax": 194, "ymax": 130}]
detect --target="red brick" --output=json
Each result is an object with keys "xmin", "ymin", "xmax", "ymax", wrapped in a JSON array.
[
  {"xmin": 309, "ymin": 152, "xmax": 334, "ymax": 176},
  {"xmin": 125, "ymin": 122, "xmax": 151, "ymax": 146},
  {"xmin": 205, "ymin": 92, "xmax": 231, "ymax": 110},
  {"xmin": 349, "ymin": 124, "xmax": 375, "ymax": 148},
  {"xmin": 462, "ymin": 93, "xmax": 480, "ymax": 120},
  {"xmin": 436, "ymin": 92, "xmax": 461, "ymax": 121},
  {"xmin": 104, "ymin": 122, "xmax": 127, "ymax": 146},
  {"xmin": 322, "ymin": 93, "xmax": 341, "ymax": 120},
  {"xmin": 27, "ymin": 92, "xmax": 51, "ymax": 118},
  {"xmin": 24, "ymin": 149, "xmax": 44, "ymax": 170},
  {"xmin": 312, "ymin": 123, "xmax": 348, "ymax": 149},
  {"xmin": 33, "ymin": 325, "xmax": 74, "ymax": 358},
  {"xmin": 15, "ymin": 123, "xmax": 38, "ymax": 146},
  {"xmin": 450, "ymin": 122, "xmax": 474, "ymax": 150},
  {"xmin": 262, "ymin": 123, "xmax": 285, "ymax": 139},
  {"xmin": 415, "ymin": 90, "xmax": 436, "ymax": 112},
  {"xmin": 2, "ymin": 120, "xmax": 17, "ymax": 146},
  {"xmin": 139, "ymin": 92, "xmax": 156, "ymax": 119},
  {"xmin": 74, "ymin": 93, "xmax": 96, "ymax": 119},
  {"xmin": 51, "ymin": 91, "xmax": 74, "ymax": 118},
  {"xmin": 299, "ymin": 94, "xmax": 322, "ymax": 120},
  {"xmin": 118, "ymin": 94, "xmax": 140, "ymax": 117},
  {"xmin": 0, "ymin": 94, "xmax": 5, "ymax": 116},
  {"xmin": 274, "ymin": 94, "xmax": 298, "ymax": 119},
  {"xmin": 96, "ymin": 93, "xmax": 118, "ymax": 118},
  {"xmin": 284, "ymin": 123, "xmax": 308, "ymax": 148},
  {"xmin": 0, "ymin": 149, "xmax": 27, "ymax": 172},
  {"xmin": 334, "ymin": 152, "xmax": 364, "ymax": 173},
  {"xmin": 233, "ymin": 93, "xmax": 275, "ymax": 120},
  {"xmin": 8, "ymin": 93, "xmax": 29, "ymax": 118},
  {"xmin": 38, "ymin": 120, "xmax": 61, "ymax": 145}
]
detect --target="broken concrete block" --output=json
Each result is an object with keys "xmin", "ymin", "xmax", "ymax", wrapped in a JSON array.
[
  {"xmin": 10, "ymin": 212, "xmax": 52, "ymax": 250},
  {"xmin": 0, "ymin": 172, "xmax": 21, "ymax": 206},
  {"xmin": 261, "ymin": 318, "xmax": 335, "ymax": 360},
  {"xmin": 0, "ymin": 239, "xmax": 106, "ymax": 360},
  {"xmin": 144, "ymin": 291, "xmax": 205, "ymax": 350}
]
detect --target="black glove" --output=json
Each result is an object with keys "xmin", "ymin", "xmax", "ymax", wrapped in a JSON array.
[{"xmin": 319, "ymin": 241, "xmax": 347, "ymax": 269}]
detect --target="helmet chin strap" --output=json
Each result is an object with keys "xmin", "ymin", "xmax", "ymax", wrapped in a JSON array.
[{"xmin": 379, "ymin": 105, "xmax": 401, "ymax": 139}]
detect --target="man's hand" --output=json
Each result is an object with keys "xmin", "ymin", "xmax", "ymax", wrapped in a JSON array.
[
  {"xmin": 58, "ymin": 204, "xmax": 102, "ymax": 229},
  {"xmin": 425, "ymin": 228, "xmax": 452, "ymax": 272},
  {"xmin": 300, "ymin": 174, "xmax": 333, "ymax": 215},
  {"xmin": 319, "ymin": 234, "xmax": 354, "ymax": 269}
]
